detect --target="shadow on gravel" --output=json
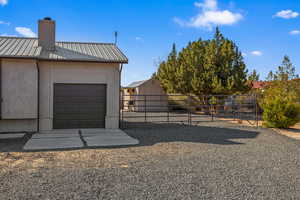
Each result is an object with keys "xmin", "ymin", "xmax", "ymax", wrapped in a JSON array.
[{"xmin": 123, "ymin": 122, "xmax": 260, "ymax": 146}]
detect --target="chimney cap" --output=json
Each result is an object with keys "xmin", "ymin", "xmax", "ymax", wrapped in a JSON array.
[{"xmin": 43, "ymin": 17, "xmax": 52, "ymax": 20}]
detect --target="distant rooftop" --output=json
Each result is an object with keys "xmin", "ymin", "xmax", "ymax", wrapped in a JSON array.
[
  {"xmin": 252, "ymin": 81, "xmax": 270, "ymax": 89},
  {"xmin": 0, "ymin": 37, "xmax": 128, "ymax": 63},
  {"xmin": 125, "ymin": 79, "xmax": 148, "ymax": 88}
]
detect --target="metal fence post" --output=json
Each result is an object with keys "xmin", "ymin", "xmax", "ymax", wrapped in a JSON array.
[
  {"xmin": 189, "ymin": 95, "xmax": 192, "ymax": 125},
  {"xmin": 255, "ymin": 95, "xmax": 259, "ymax": 128},
  {"xmin": 211, "ymin": 97, "xmax": 214, "ymax": 121},
  {"xmin": 144, "ymin": 95, "xmax": 147, "ymax": 122},
  {"xmin": 120, "ymin": 94, "xmax": 123, "ymax": 129},
  {"xmin": 167, "ymin": 105, "xmax": 170, "ymax": 123}
]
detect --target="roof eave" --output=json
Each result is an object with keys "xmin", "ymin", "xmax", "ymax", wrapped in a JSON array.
[{"xmin": 0, "ymin": 56, "xmax": 128, "ymax": 64}]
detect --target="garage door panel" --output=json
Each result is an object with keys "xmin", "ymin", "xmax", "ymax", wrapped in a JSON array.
[
  {"xmin": 54, "ymin": 108, "xmax": 106, "ymax": 114},
  {"xmin": 53, "ymin": 84, "xmax": 107, "ymax": 129},
  {"xmin": 54, "ymin": 107, "xmax": 106, "ymax": 114},
  {"xmin": 54, "ymin": 87, "xmax": 106, "ymax": 97},
  {"xmin": 53, "ymin": 113, "xmax": 106, "ymax": 120},
  {"xmin": 54, "ymin": 96, "xmax": 106, "ymax": 103},
  {"xmin": 54, "ymin": 104, "xmax": 106, "ymax": 110},
  {"xmin": 54, "ymin": 120, "xmax": 105, "ymax": 129}
]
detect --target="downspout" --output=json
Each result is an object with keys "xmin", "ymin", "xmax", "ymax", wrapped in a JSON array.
[
  {"xmin": 36, "ymin": 61, "xmax": 40, "ymax": 132},
  {"xmin": 0, "ymin": 59, "xmax": 2, "ymax": 120},
  {"xmin": 119, "ymin": 64, "xmax": 123, "ymax": 128}
]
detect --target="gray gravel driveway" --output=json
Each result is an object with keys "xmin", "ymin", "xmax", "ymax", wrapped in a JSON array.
[{"xmin": 1, "ymin": 122, "xmax": 300, "ymax": 199}]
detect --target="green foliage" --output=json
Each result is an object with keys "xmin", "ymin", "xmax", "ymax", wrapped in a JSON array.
[
  {"xmin": 261, "ymin": 55, "xmax": 300, "ymax": 128},
  {"xmin": 262, "ymin": 98, "xmax": 299, "ymax": 128},
  {"xmin": 156, "ymin": 44, "xmax": 178, "ymax": 93},
  {"xmin": 261, "ymin": 81, "xmax": 300, "ymax": 128},
  {"xmin": 266, "ymin": 71, "xmax": 274, "ymax": 81},
  {"xmin": 156, "ymin": 27, "xmax": 249, "ymax": 96},
  {"xmin": 248, "ymin": 69, "xmax": 260, "ymax": 82},
  {"xmin": 267, "ymin": 55, "xmax": 299, "ymax": 81}
]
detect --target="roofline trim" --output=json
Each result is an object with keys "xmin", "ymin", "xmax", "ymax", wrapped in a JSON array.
[
  {"xmin": 0, "ymin": 36, "xmax": 116, "ymax": 45},
  {"xmin": 0, "ymin": 56, "xmax": 128, "ymax": 64}
]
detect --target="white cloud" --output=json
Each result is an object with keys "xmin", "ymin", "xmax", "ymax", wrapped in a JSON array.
[
  {"xmin": 289, "ymin": 30, "xmax": 300, "ymax": 35},
  {"xmin": 15, "ymin": 27, "xmax": 37, "ymax": 37},
  {"xmin": 135, "ymin": 37, "xmax": 142, "ymax": 41},
  {"xmin": 0, "ymin": 0, "xmax": 7, "ymax": 6},
  {"xmin": 242, "ymin": 52, "xmax": 247, "ymax": 57},
  {"xmin": 194, "ymin": 0, "xmax": 217, "ymax": 10},
  {"xmin": 0, "ymin": 21, "xmax": 10, "ymax": 25},
  {"xmin": 274, "ymin": 10, "xmax": 299, "ymax": 19},
  {"xmin": 251, "ymin": 51, "xmax": 262, "ymax": 56},
  {"xmin": 174, "ymin": 0, "xmax": 243, "ymax": 30},
  {"xmin": 1, "ymin": 33, "xmax": 17, "ymax": 37}
]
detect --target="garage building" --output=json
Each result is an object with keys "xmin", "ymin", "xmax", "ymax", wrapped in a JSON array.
[{"xmin": 0, "ymin": 18, "xmax": 128, "ymax": 132}]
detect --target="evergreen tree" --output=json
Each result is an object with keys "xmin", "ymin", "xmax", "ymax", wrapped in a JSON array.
[
  {"xmin": 156, "ymin": 28, "xmax": 249, "ymax": 95},
  {"xmin": 266, "ymin": 71, "xmax": 275, "ymax": 81},
  {"xmin": 248, "ymin": 69, "xmax": 260, "ymax": 82},
  {"xmin": 275, "ymin": 55, "xmax": 298, "ymax": 81},
  {"xmin": 156, "ymin": 43, "xmax": 178, "ymax": 93}
]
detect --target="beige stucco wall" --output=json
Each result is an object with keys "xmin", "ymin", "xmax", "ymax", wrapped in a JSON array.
[
  {"xmin": 1, "ymin": 59, "xmax": 38, "ymax": 119},
  {"xmin": 136, "ymin": 79, "xmax": 168, "ymax": 112},
  {"xmin": 0, "ymin": 119, "xmax": 37, "ymax": 132},
  {"xmin": 123, "ymin": 79, "xmax": 168, "ymax": 112},
  {"xmin": 39, "ymin": 61, "xmax": 120, "ymax": 131},
  {"xmin": 0, "ymin": 59, "xmax": 38, "ymax": 132}
]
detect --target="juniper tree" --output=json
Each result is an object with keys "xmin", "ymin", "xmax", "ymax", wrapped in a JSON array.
[{"xmin": 156, "ymin": 28, "xmax": 249, "ymax": 95}]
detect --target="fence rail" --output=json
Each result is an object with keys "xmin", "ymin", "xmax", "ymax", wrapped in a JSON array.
[{"xmin": 121, "ymin": 94, "xmax": 259, "ymax": 128}]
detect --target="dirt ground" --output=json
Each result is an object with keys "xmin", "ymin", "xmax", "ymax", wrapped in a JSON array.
[{"xmin": 1, "ymin": 122, "xmax": 300, "ymax": 199}]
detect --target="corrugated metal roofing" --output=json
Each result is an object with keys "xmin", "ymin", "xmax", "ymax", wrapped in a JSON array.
[
  {"xmin": 126, "ymin": 80, "xmax": 148, "ymax": 88},
  {"xmin": 0, "ymin": 37, "xmax": 128, "ymax": 63}
]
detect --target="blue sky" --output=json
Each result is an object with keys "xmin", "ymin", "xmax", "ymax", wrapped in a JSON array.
[{"xmin": 0, "ymin": 0, "xmax": 299, "ymax": 85}]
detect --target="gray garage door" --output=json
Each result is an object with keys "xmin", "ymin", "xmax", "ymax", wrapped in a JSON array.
[{"xmin": 53, "ymin": 84, "xmax": 107, "ymax": 129}]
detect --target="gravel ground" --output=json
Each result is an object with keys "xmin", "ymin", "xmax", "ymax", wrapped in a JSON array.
[{"xmin": 1, "ymin": 122, "xmax": 300, "ymax": 200}]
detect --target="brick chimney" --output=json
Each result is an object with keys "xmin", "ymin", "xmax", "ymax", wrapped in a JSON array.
[{"xmin": 38, "ymin": 17, "xmax": 55, "ymax": 51}]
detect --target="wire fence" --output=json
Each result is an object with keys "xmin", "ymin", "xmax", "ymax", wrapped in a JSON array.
[{"xmin": 121, "ymin": 94, "xmax": 259, "ymax": 128}]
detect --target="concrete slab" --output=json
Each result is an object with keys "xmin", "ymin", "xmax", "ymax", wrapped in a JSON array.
[
  {"xmin": 24, "ymin": 137, "xmax": 83, "ymax": 151},
  {"xmin": 84, "ymin": 136, "xmax": 139, "ymax": 147},
  {"xmin": 80, "ymin": 129, "xmax": 122, "ymax": 135},
  {"xmin": 39, "ymin": 129, "xmax": 79, "ymax": 134},
  {"xmin": 0, "ymin": 133, "xmax": 26, "ymax": 139},
  {"xmin": 31, "ymin": 132, "xmax": 79, "ymax": 139},
  {"xmin": 24, "ymin": 129, "xmax": 138, "ymax": 150},
  {"xmin": 82, "ymin": 129, "xmax": 139, "ymax": 147}
]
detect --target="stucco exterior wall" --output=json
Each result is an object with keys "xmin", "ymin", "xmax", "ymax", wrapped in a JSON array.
[
  {"xmin": 39, "ymin": 61, "xmax": 120, "ymax": 131},
  {"xmin": 0, "ymin": 59, "xmax": 38, "ymax": 132},
  {"xmin": 1, "ymin": 59, "xmax": 38, "ymax": 119},
  {"xmin": 122, "ymin": 79, "xmax": 168, "ymax": 112},
  {"xmin": 136, "ymin": 79, "xmax": 168, "ymax": 112},
  {"xmin": 0, "ymin": 119, "xmax": 37, "ymax": 132}
]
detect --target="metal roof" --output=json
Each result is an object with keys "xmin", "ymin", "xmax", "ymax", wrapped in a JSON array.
[
  {"xmin": 125, "ymin": 80, "xmax": 148, "ymax": 88},
  {"xmin": 0, "ymin": 37, "xmax": 128, "ymax": 63}
]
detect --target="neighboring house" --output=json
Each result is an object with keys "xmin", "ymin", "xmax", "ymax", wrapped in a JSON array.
[
  {"xmin": 0, "ymin": 18, "xmax": 128, "ymax": 132},
  {"xmin": 251, "ymin": 81, "xmax": 270, "ymax": 90},
  {"xmin": 251, "ymin": 79, "xmax": 300, "ymax": 91},
  {"xmin": 122, "ymin": 78, "xmax": 168, "ymax": 112}
]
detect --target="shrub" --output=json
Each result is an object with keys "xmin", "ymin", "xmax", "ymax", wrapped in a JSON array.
[
  {"xmin": 261, "ymin": 81, "xmax": 300, "ymax": 128},
  {"xmin": 262, "ymin": 98, "xmax": 299, "ymax": 128}
]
